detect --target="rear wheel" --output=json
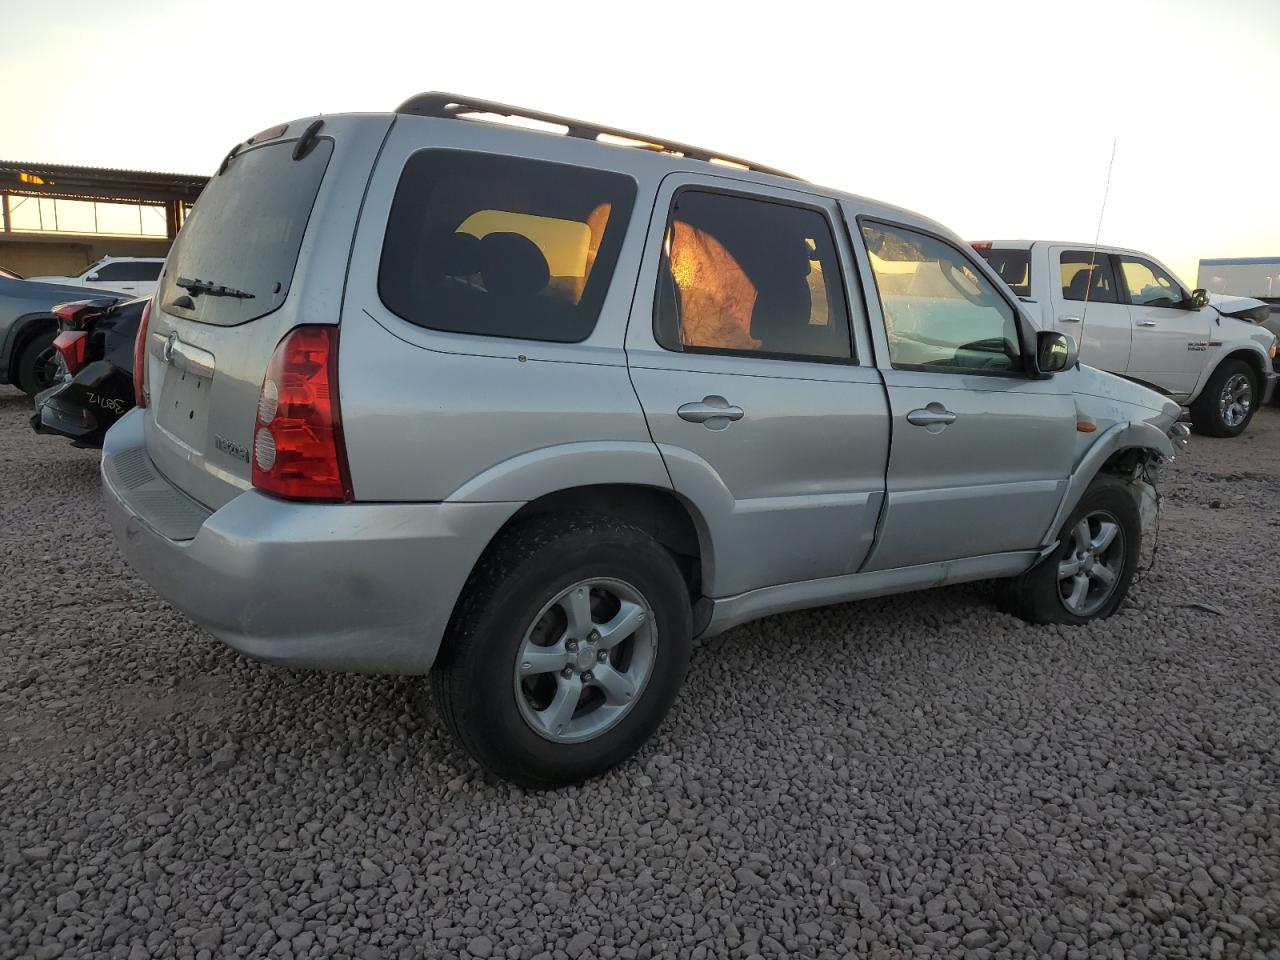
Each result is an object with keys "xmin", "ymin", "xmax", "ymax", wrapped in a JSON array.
[
  {"xmin": 15, "ymin": 329, "xmax": 59, "ymax": 397},
  {"xmin": 431, "ymin": 514, "xmax": 692, "ymax": 787},
  {"xmin": 1002, "ymin": 474, "xmax": 1140, "ymax": 625},
  {"xmin": 1189, "ymin": 358, "xmax": 1257, "ymax": 437}
]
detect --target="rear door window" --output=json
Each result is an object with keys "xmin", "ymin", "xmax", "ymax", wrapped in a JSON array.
[
  {"xmin": 158, "ymin": 138, "xmax": 334, "ymax": 326},
  {"xmin": 1060, "ymin": 251, "xmax": 1119, "ymax": 303},
  {"xmin": 378, "ymin": 151, "xmax": 637, "ymax": 343},
  {"xmin": 653, "ymin": 189, "xmax": 852, "ymax": 361}
]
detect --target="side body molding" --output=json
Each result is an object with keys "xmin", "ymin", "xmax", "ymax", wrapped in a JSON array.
[{"xmin": 1040, "ymin": 420, "xmax": 1174, "ymax": 547}]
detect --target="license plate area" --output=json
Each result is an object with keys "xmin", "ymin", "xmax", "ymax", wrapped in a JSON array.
[{"xmin": 156, "ymin": 365, "xmax": 212, "ymax": 450}]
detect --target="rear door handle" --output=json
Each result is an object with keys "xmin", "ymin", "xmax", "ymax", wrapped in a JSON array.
[
  {"xmin": 907, "ymin": 405, "xmax": 958, "ymax": 427},
  {"xmin": 678, "ymin": 396, "xmax": 744, "ymax": 430},
  {"xmin": 1058, "ymin": 315, "xmax": 1081, "ymax": 323},
  {"xmin": 1136, "ymin": 320, "xmax": 1157, "ymax": 327}
]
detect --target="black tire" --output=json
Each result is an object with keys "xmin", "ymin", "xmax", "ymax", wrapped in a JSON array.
[
  {"xmin": 15, "ymin": 329, "xmax": 59, "ymax": 398},
  {"xmin": 1002, "ymin": 474, "xmax": 1141, "ymax": 625},
  {"xmin": 431, "ymin": 513, "xmax": 693, "ymax": 787},
  {"xmin": 1189, "ymin": 358, "xmax": 1257, "ymax": 438}
]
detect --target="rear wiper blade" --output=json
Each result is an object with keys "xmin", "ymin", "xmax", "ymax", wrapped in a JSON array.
[{"xmin": 175, "ymin": 277, "xmax": 255, "ymax": 299}]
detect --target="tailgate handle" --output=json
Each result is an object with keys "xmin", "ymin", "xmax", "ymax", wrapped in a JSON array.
[{"xmin": 152, "ymin": 332, "xmax": 215, "ymax": 379}]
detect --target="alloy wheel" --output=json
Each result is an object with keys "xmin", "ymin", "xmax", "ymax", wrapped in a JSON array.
[
  {"xmin": 513, "ymin": 577, "xmax": 656, "ymax": 743},
  {"xmin": 1219, "ymin": 372, "xmax": 1252, "ymax": 428},
  {"xmin": 1058, "ymin": 511, "xmax": 1125, "ymax": 617},
  {"xmin": 32, "ymin": 345, "xmax": 62, "ymax": 392}
]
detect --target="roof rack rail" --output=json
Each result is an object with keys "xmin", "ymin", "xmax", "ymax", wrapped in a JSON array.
[{"xmin": 393, "ymin": 92, "xmax": 799, "ymax": 181}]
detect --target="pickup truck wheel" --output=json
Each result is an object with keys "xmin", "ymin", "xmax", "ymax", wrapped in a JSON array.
[
  {"xmin": 15, "ymin": 330, "xmax": 59, "ymax": 398},
  {"xmin": 1189, "ymin": 359, "xmax": 1256, "ymax": 437},
  {"xmin": 431, "ymin": 513, "xmax": 692, "ymax": 787},
  {"xmin": 1002, "ymin": 474, "xmax": 1140, "ymax": 625}
]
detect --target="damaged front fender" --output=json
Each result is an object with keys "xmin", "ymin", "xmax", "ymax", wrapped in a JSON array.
[{"xmin": 1040, "ymin": 420, "xmax": 1175, "ymax": 549}]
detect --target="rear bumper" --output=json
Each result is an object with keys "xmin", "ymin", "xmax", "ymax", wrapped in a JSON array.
[
  {"xmin": 101, "ymin": 409, "xmax": 520, "ymax": 674},
  {"xmin": 31, "ymin": 359, "xmax": 131, "ymax": 448}
]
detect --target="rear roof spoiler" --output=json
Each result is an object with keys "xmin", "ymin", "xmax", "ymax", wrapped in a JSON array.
[{"xmin": 394, "ymin": 91, "xmax": 800, "ymax": 182}]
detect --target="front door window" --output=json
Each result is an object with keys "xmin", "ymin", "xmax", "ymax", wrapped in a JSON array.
[{"xmin": 861, "ymin": 223, "xmax": 1023, "ymax": 375}]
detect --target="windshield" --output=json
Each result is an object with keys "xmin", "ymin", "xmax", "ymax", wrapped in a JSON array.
[
  {"xmin": 73, "ymin": 259, "xmax": 105, "ymax": 278},
  {"xmin": 974, "ymin": 248, "xmax": 1032, "ymax": 298},
  {"xmin": 157, "ymin": 137, "xmax": 333, "ymax": 326}
]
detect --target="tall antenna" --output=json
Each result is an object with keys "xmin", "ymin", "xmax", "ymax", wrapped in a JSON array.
[{"xmin": 1077, "ymin": 137, "xmax": 1118, "ymax": 361}]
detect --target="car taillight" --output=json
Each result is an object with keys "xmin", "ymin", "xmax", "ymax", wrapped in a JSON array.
[
  {"xmin": 133, "ymin": 298, "xmax": 152, "ymax": 408},
  {"xmin": 53, "ymin": 330, "xmax": 89, "ymax": 374},
  {"xmin": 251, "ymin": 325, "xmax": 352, "ymax": 502},
  {"xmin": 971, "ymin": 241, "xmax": 992, "ymax": 252},
  {"xmin": 53, "ymin": 299, "xmax": 112, "ymax": 330}
]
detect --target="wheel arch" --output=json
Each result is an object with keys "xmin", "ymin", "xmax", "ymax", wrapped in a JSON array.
[
  {"xmin": 473, "ymin": 482, "xmax": 713, "ymax": 610},
  {"xmin": 1191, "ymin": 345, "xmax": 1267, "ymax": 403},
  {"xmin": 3, "ymin": 312, "xmax": 57, "ymax": 385},
  {"xmin": 1218, "ymin": 348, "xmax": 1266, "ymax": 393},
  {"xmin": 1040, "ymin": 420, "xmax": 1172, "ymax": 548}
]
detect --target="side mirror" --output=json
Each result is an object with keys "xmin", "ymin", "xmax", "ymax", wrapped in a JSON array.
[
  {"xmin": 1189, "ymin": 288, "xmax": 1209, "ymax": 309},
  {"xmin": 1036, "ymin": 330, "xmax": 1077, "ymax": 375},
  {"xmin": 87, "ymin": 273, "xmax": 100, "ymax": 281}
]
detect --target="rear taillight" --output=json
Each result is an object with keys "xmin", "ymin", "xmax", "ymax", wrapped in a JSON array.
[
  {"xmin": 251, "ymin": 325, "xmax": 352, "ymax": 502},
  {"xmin": 133, "ymin": 298, "xmax": 152, "ymax": 408},
  {"xmin": 971, "ymin": 241, "xmax": 992, "ymax": 252},
  {"xmin": 53, "ymin": 299, "xmax": 112, "ymax": 330},
  {"xmin": 53, "ymin": 330, "xmax": 89, "ymax": 374}
]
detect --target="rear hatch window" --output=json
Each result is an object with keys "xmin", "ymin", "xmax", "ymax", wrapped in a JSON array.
[
  {"xmin": 157, "ymin": 138, "xmax": 333, "ymax": 326},
  {"xmin": 974, "ymin": 246, "xmax": 1032, "ymax": 298}
]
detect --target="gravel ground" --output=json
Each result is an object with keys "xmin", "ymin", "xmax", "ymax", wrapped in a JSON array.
[{"xmin": 2, "ymin": 384, "xmax": 1278, "ymax": 960}]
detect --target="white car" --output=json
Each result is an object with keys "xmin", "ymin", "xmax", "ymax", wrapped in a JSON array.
[
  {"xmin": 974, "ymin": 241, "xmax": 1278, "ymax": 437},
  {"xmin": 28, "ymin": 256, "xmax": 165, "ymax": 298}
]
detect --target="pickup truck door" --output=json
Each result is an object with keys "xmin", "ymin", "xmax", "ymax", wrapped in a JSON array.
[
  {"xmin": 625, "ymin": 175, "xmax": 890, "ymax": 599},
  {"xmin": 1117, "ymin": 255, "xmax": 1209, "ymax": 398},
  {"xmin": 851, "ymin": 214, "xmax": 1075, "ymax": 570},
  {"xmin": 1049, "ymin": 247, "xmax": 1131, "ymax": 373}
]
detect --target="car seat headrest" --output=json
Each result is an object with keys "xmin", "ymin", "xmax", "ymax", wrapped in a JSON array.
[{"xmin": 479, "ymin": 232, "xmax": 550, "ymax": 297}]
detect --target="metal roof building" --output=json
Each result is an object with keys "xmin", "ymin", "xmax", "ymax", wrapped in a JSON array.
[{"xmin": 0, "ymin": 161, "xmax": 208, "ymax": 277}]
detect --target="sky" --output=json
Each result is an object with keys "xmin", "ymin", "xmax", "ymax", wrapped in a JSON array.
[{"xmin": 2, "ymin": 0, "xmax": 1277, "ymax": 284}]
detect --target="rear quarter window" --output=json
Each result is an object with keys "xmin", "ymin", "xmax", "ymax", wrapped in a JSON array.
[{"xmin": 378, "ymin": 151, "xmax": 637, "ymax": 343}]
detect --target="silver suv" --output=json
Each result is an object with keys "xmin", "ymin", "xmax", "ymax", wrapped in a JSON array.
[{"xmin": 102, "ymin": 94, "xmax": 1186, "ymax": 785}]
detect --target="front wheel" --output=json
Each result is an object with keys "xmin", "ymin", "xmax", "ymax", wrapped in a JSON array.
[
  {"xmin": 1189, "ymin": 359, "xmax": 1257, "ymax": 438},
  {"xmin": 1002, "ymin": 474, "xmax": 1141, "ymax": 625},
  {"xmin": 431, "ymin": 514, "xmax": 692, "ymax": 787}
]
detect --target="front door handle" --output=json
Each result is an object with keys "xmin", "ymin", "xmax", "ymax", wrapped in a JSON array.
[
  {"xmin": 678, "ymin": 395, "xmax": 744, "ymax": 430},
  {"xmin": 1136, "ymin": 319, "xmax": 1157, "ymax": 327},
  {"xmin": 907, "ymin": 405, "xmax": 958, "ymax": 428},
  {"xmin": 1058, "ymin": 315, "xmax": 1081, "ymax": 323}
]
